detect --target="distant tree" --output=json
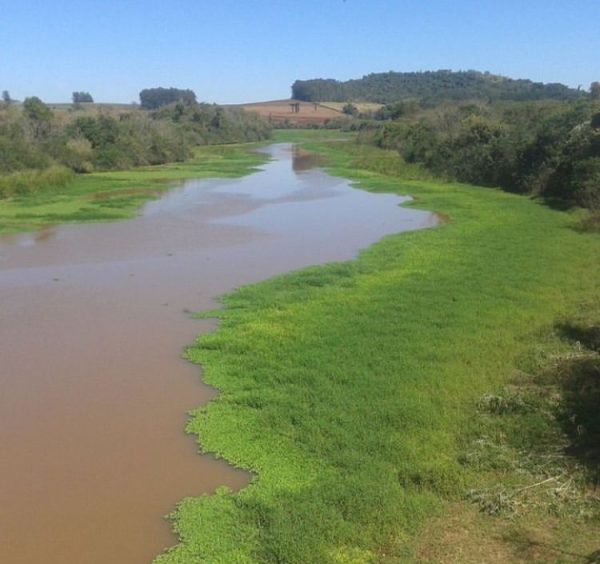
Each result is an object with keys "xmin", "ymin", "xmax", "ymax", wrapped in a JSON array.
[
  {"xmin": 72, "ymin": 91, "xmax": 94, "ymax": 104},
  {"xmin": 139, "ymin": 87, "xmax": 196, "ymax": 110},
  {"xmin": 2, "ymin": 90, "xmax": 11, "ymax": 105},
  {"xmin": 591, "ymin": 82, "xmax": 600, "ymax": 100}
]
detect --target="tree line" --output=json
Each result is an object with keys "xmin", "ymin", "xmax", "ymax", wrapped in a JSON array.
[
  {"xmin": 139, "ymin": 87, "xmax": 197, "ymax": 109},
  {"xmin": 0, "ymin": 94, "xmax": 271, "ymax": 198},
  {"xmin": 292, "ymin": 70, "xmax": 585, "ymax": 105},
  {"xmin": 354, "ymin": 90, "xmax": 600, "ymax": 212}
]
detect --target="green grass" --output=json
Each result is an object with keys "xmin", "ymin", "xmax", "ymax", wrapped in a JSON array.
[
  {"xmin": 155, "ymin": 130, "xmax": 599, "ymax": 563},
  {"xmin": 0, "ymin": 144, "xmax": 269, "ymax": 235}
]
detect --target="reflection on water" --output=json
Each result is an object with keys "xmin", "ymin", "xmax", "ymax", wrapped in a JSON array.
[
  {"xmin": 291, "ymin": 146, "xmax": 324, "ymax": 172},
  {"xmin": 0, "ymin": 144, "xmax": 437, "ymax": 564},
  {"xmin": 35, "ymin": 227, "xmax": 57, "ymax": 243}
]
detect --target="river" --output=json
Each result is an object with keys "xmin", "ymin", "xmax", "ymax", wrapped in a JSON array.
[{"xmin": 0, "ymin": 144, "xmax": 436, "ymax": 563}]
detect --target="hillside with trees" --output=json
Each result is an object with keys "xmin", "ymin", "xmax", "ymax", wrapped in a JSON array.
[{"xmin": 292, "ymin": 70, "xmax": 585, "ymax": 105}]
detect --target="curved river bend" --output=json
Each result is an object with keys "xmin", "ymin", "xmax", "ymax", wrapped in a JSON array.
[{"xmin": 0, "ymin": 144, "xmax": 437, "ymax": 563}]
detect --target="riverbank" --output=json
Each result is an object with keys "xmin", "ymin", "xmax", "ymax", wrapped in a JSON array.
[
  {"xmin": 0, "ymin": 143, "xmax": 269, "ymax": 235},
  {"xmin": 157, "ymin": 131, "xmax": 599, "ymax": 562}
]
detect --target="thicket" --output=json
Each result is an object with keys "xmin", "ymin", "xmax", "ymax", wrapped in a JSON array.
[
  {"xmin": 357, "ymin": 97, "xmax": 600, "ymax": 210},
  {"xmin": 292, "ymin": 70, "xmax": 584, "ymax": 105},
  {"xmin": 0, "ymin": 97, "xmax": 271, "ymax": 198}
]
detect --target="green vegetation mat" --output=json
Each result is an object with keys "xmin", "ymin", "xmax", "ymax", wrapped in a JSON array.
[
  {"xmin": 0, "ymin": 144, "xmax": 268, "ymax": 235},
  {"xmin": 157, "ymin": 131, "xmax": 599, "ymax": 563}
]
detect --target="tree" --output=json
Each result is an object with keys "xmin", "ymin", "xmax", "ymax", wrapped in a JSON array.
[
  {"xmin": 72, "ymin": 91, "xmax": 94, "ymax": 104},
  {"xmin": 22, "ymin": 97, "xmax": 54, "ymax": 138},
  {"xmin": 2, "ymin": 90, "xmax": 11, "ymax": 105},
  {"xmin": 591, "ymin": 82, "xmax": 600, "ymax": 100},
  {"xmin": 139, "ymin": 87, "xmax": 196, "ymax": 110},
  {"xmin": 23, "ymin": 96, "xmax": 53, "ymax": 122}
]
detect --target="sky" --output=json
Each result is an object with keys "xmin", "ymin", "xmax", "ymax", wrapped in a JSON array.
[{"xmin": 1, "ymin": 0, "xmax": 598, "ymax": 104}]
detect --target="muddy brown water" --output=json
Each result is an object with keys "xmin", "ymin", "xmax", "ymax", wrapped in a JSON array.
[{"xmin": 0, "ymin": 144, "xmax": 437, "ymax": 563}]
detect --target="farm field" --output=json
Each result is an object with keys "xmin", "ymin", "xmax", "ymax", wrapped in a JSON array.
[{"xmin": 227, "ymin": 99, "xmax": 347, "ymax": 125}]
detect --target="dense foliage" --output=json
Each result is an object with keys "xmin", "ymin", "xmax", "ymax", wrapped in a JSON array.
[
  {"xmin": 139, "ymin": 87, "xmax": 197, "ymax": 109},
  {"xmin": 292, "ymin": 70, "xmax": 584, "ymax": 105},
  {"xmin": 358, "ymin": 97, "xmax": 600, "ymax": 210},
  {"xmin": 0, "ymin": 97, "xmax": 271, "ymax": 198}
]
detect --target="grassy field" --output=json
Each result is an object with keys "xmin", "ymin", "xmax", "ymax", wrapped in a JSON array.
[
  {"xmin": 156, "ymin": 130, "xmax": 599, "ymax": 563},
  {"xmin": 0, "ymin": 144, "xmax": 269, "ymax": 235}
]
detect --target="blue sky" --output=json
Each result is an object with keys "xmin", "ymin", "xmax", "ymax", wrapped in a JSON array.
[{"xmin": 1, "ymin": 0, "xmax": 598, "ymax": 103}]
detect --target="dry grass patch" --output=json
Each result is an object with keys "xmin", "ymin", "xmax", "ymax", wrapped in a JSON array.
[{"xmin": 416, "ymin": 502, "xmax": 600, "ymax": 563}]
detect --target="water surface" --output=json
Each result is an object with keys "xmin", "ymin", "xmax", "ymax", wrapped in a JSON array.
[{"xmin": 0, "ymin": 144, "xmax": 437, "ymax": 563}]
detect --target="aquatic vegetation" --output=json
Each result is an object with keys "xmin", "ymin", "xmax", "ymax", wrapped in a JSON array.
[{"xmin": 156, "ymin": 131, "xmax": 600, "ymax": 562}]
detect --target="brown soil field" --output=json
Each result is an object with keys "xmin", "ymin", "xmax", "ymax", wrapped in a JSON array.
[{"xmin": 227, "ymin": 99, "xmax": 348, "ymax": 125}]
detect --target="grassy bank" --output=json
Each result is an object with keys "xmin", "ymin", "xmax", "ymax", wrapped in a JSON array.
[
  {"xmin": 157, "ymin": 130, "xmax": 599, "ymax": 562},
  {"xmin": 0, "ymin": 144, "xmax": 268, "ymax": 235}
]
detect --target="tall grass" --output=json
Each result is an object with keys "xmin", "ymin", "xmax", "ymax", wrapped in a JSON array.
[{"xmin": 0, "ymin": 166, "xmax": 74, "ymax": 199}]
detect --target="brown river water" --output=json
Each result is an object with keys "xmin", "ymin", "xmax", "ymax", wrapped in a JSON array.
[{"xmin": 0, "ymin": 144, "xmax": 437, "ymax": 563}]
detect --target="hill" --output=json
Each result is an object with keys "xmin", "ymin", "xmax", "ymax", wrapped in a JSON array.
[{"xmin": 291, "ymin": 70, "xmax": 586, "ymax": 105}]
